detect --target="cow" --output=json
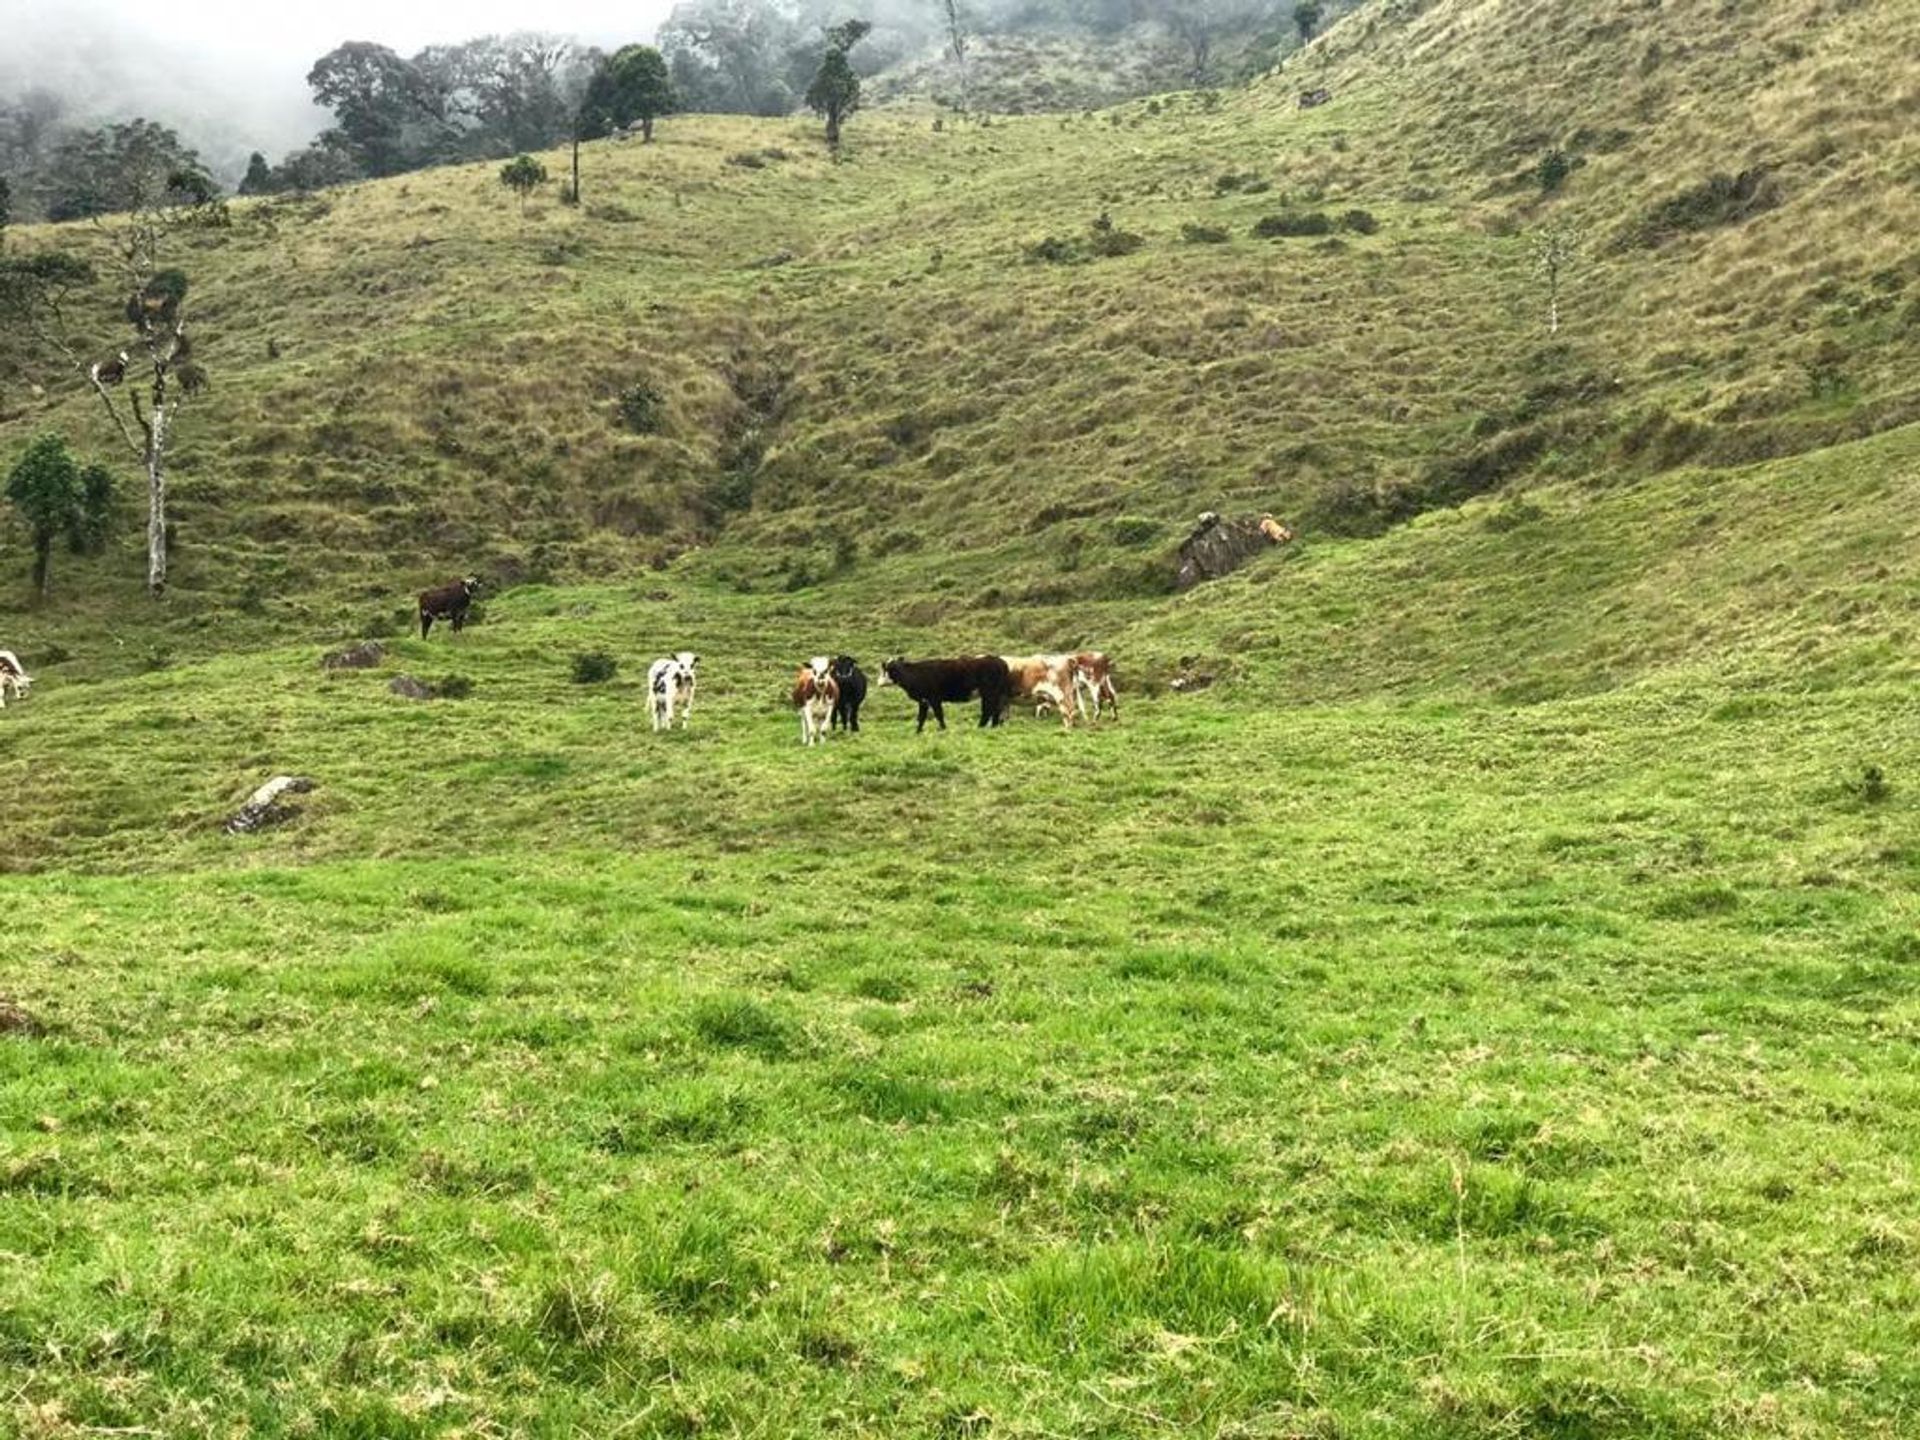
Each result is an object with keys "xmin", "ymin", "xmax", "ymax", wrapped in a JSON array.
[
  {"xmin": 1071, "ymin": 651, "xmax": 1119, "ymax": 723},
  {"xmin": 829, "ymin": 655, "xmax": 867, "ymax": 732},
  {"xmin": 877, "ymin": 656, "xmax": 1011, "ymax": 733},
  {"xmin": 1002, "ymin": 654, "xmax": 1078, "ymax": 730},
  {"xmin": 648, "ymin": 652, "xmax": 698, "ymax": 732},
  {"xmin": 0, "ymin": 650, "xmax": 32, "ymax": 708},
  {"xmin": 793, "ymin": 656, "xmax": 839, "ymax": 747},
  {"xmin": 418, "ymin": 576, "xmax": 480, "ymax": 639},
  {"xmin": 1260, "ymin": 514, "xmax": 1296, "ymax": 545}
]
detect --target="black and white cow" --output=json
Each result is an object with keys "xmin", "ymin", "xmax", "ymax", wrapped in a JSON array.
[
  {"xmin": 648, "ymin": 652, "xmax": 698, "ymax": 731},
  {"xmin": 418, "ymin": 576, "xmax": 480, "ymax": 639}
]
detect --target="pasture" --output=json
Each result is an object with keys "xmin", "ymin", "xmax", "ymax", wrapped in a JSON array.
[{"xmin": 3, "ymin": 512, "xmax": 1916, "ymax": 1434}]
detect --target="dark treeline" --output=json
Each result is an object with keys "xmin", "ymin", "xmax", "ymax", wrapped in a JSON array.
[{"xmin": 1, "ymin": 1, "xmax": 1346, "ymax": 216}]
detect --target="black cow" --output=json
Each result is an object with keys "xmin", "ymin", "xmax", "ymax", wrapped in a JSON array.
[
  {"xmin": 878, "ymin": 656, "xmax": 1012, "ymax": 733},
  {"xmin": 419, "ymin": 576, "xmax": 480, "ymax": 638},
  {"xmin": 829, "ymin": 655, "xmax": 868, "ymax": 732}
]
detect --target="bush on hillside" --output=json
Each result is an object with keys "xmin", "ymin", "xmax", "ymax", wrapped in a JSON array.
[
  {"xmin": 1182, "ymin": 222, "xmax": 1231, "ymax": 244},
  {"xmin": 1213, "ymin": 172, "xmax": 1270, "ymax": 195},
  {"xmin": 618, "ymin": 382, "xmax": 667, "ymax": 435},
  {"xmin": 1340, "ymin": 209, "xmax": 1380, "ymax": 234},
  {"xmin": 571, "ymin": 652, "xmax": 619, "ymax": 685},
  {"xmin": 1537, "ymin": 150, "xmax": 1577, "ymax": 193},
  {"xmin": 1026, "ymin": 235, "xmax": 1080, "ymax": 264},
  {"xmin": 1637, "ymin": 166, "xmax": 1779, "ymax": 247},
  {"xmin": 1253, "ymin": 211, "xmax": 1333, "ymax": 238},
  {"xmin": 1113, "ymin": 515, "xmax": 1162, "ymax": 545},
  {"xmin": 1087, "ymin": 213, "xmax": 1145, "ymax": 257},
  {"xmin": 434, "ymin": 674, "xmax": 476, "ymax": 700}
]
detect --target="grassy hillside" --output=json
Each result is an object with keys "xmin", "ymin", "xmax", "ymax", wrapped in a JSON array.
[{"xmin": 3, "ymin": 1, "xmax": 1919, "ymax": 1435}]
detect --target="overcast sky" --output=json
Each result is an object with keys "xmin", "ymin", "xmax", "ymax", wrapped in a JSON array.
[{"xmin": 0, "ymin": 0, "xmax": 680, "ymax": 171}]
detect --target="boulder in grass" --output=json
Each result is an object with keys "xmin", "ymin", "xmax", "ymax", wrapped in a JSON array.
[
  {"xmin": 1174, "ymin": 511, "xmax": 1296, "ymax": 591},
  {"xmin": 322, "ymin": 641, "xmax": 387, "ymax": 671},
  {"xmin": 389, "ymin": 675, "xmax": 433, "ymax": 701},
  {"xmin": 225, "ymin": 776, "xmax": 317, "ymax": 835}
]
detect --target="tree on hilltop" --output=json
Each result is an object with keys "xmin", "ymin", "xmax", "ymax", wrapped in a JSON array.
[
  {"xmin": 807, "ymin": 20, "xmax": 871, "ymax": 149},
  {"xmin": 499, "ymin": 153, "xmax": 549, "ymax": 212}
]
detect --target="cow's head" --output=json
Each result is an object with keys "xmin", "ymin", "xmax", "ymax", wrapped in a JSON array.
[
  {"xmin": 676, "ymin": 651, "xmax": 698, "ymax": 671},
  {"xmin": 808, "ymin": 656, "xmax": 832, "ymax": 683},
  {"xmin": 878, "ymin": 658, "xmax": 903, "ymax": 688},
  {"xmin": 462, "ymin": 575, "xmax": 482, "ymax": 596},
  {"xmin": 829, "ymin": 655, "xmax": 860, "ymax": 683}
]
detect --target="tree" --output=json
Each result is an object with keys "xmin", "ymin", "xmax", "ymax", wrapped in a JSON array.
[
  {"xmin": 806, "ymin": 22, "xmax": 871, "ymax": 148},
  {"xmin": 0, "ymin": 176, "xmax": 10, "ymax": 239},
  {"xmin": 660, "ymin": 0, "xmax": 804, "ymax": 116},
  {"xmin": 499, "ymin": 153, "xmax": 548, "ymax": 211},
  {"xmin": 1294, "ymin": 1, "xmax": 1325, "ymax": 43},
  {"xmin": 1, "ymin": 187, "xmax": 216, "ymax": 596},
  {"xmin": 238, "ymin": 152, "xmax": 276, "ymax": 196},
  {"xmin": 41, "ymin": 120, "xmax": 215, "ymax": 222},
  {"xmin": 306, "ymin": 42, "xmax": 448, "ymax": 177},
  {"xmin": 940, "ymin": 0, "xmax": 972, "ymax": 116},
  {"xmin": 5, "ymin": 434, "xmax": 114, "ymax": 598},
  {"xmin": 572, "ymin": 44, "xmax": 677, "ymax": 205},
  {"xmin": 1530, "ymin": 222, "xmax": 1580, "ymax": 337}
]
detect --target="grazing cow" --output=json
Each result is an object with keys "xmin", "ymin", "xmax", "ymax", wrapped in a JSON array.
[
  {"xmin": 793, "ymin": 656, "xmax": 839, "ymax": 747},
  {"xmin": 648, "ymin": 652, "xmax": 699, "ymax": 731},
  {"xmin": 418, "ymin": 576, "xmax": 480, "ymax": 639},
  {"xmin": 0, "ymin": 650, "xmax": 32, "ymax": 708},
  {"xmin": 1071, "ymin": 651, "xmax": 1119, "ymax": 723},
  {"xmin": 1002, "ymin": 654, "xmax": 1078, "ymax": 730},
  {"xmin": 878, "ymin": 656, "xmax": 1011, "ymax": 733},
  {"xmin": 829, "ymin": 655, "xmax": 867, "ymax": 732},
  {"xmin": 1259, "ymin": 514, "xmax": 1296, "ymax": 545}
]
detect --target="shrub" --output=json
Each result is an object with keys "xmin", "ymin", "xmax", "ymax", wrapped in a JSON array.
[
  {"xmin": 571, "ymin": 652, "xmax": 619, "ymax": 685},
  {"xmin": 1212, "ymin": 172, "xmax": 1269, "ymax": 195},
  {"xmin": 434, "ymin": 674, "xmax": 475, "ymax": 700},
  {"xmin": 618, "ymin": 382, "xmax": 666, "ymax": 435},
  {"xmin": 1253, "ymin": 211, "xmax": 1332, "ymax": 238},
  {"xmin": 1026, "ymin": 235, "xmax": 1080, "ymax": 265},
  {"xmin": 1854, "ymin": 765, "xmax": 1891, "ymax": 805},
  {"xmin": 1087, "ymin": 214, "xmax": 1145, "ymax": 257},
  {"xmin": 1340, "ymin": 209, "xmax": 1380, "ymax": 235},
  {"xmin": 1113, "ymin": 515, "xmax": 1161, "ymax": 545},
  {"xmin": 1638, "ymin": 166, "xmax": 1779, "ymax": 246},
  {"xmin": 1537, "ymin": 150, "xmax": 1575, "ymax": 193},
  {"xmin": 1181, "ymin": 222, "xmax": 1231, "ymax": 244}
]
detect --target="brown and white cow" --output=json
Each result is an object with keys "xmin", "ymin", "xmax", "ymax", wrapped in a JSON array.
[
  {"xmin": 419, "ymin": 576, "xmax": 480, "ymax": 639},
  {"xmin": 1001, "ymin": 654, "xmax": 1078, "ymax": 730},
  {"xmin": 1259, "ymin": 514, "xmax": 1296, "ymax": 545},
  {"xmin": 793, "ymin": 656, "xmax": 839, "ymax": 747},
  {"xmin": 1070, "ymin": 651, "xmax": 1118, "ymax": 723}
]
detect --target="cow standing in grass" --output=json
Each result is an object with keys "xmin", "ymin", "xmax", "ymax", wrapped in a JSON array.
[
  {"xmin": 419, "ymin": 577, "xmax": 480, "ymax": 639},
  {"xmin": 0, "ymin": 650, "xmax": 32, "ymax": 708},
  {"xmin": 829, "ymin": 656, "xmax": 867, "ymax": 732},
  {"xmin": 793, "ymin": 656, "xmax": 839, "ymax": 747},
  {"xmin": 1071, "ymin": 651, "xmax": 1118, "ymax": 723},
  {"xmin": 648, "ymin": 652, "xmax": 698, "ymax": 731},
  {"xmin": 878, "ymin": 656, "xmax": 1012, "ymax": 732},
  {"xmin": 1002, "ymin": 654, "xmax": 1078, "ymax": 730}
]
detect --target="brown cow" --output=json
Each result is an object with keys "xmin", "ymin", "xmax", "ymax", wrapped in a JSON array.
[
  {"xmin": 1071, "ymin": 652, "xmax": 1118, "ymax": 723},
  {"xmin": 793, "ymin": 656, "xmax": 840, "ymax": 747},
  {"xmin": 1001, "ymin": 654, "xmax": 1078, "ymax": 730},
  {"xmin": 419, "ymin": 576, "xmax": 480, "ymax": 638},
  {"xmin": 1259, "ymin": 515, "xmax": 1296, "ymax": 545}
]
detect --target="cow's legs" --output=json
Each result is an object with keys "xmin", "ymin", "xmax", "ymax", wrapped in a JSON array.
[
  {"xmin": 420, "ymin": 612, "xmax": 433, "ymax": 640},
  {"xmin": 932, "ymin": 701, "xmax": 947, "ymax": 731}
]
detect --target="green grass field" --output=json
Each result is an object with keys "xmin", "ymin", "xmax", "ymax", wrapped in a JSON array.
[{"xmin": 4, "ymin": 0, "xmax": 1920, "ymax": 1433}]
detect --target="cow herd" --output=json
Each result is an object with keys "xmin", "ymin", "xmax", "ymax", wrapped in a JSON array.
[{"xmin": 0, "ymin": 578, "xmax": 1123, "ymax": 748}]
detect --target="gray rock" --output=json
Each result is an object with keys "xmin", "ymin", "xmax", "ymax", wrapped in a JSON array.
[
  {"xmin": 322, "ymin": 640, "xmax": 386, "ymax": 671},
  {"xmin": 225, "ymin": 775, "xmax": 317, "ymax": 835},
  {"xmin": 389, "ymin": 675, "xmax": 433, "ymax": 701}
]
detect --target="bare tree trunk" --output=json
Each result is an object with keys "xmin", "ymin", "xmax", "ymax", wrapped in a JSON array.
[
  {"xmin": 643, "ymin": 116, "xmax": 655, "ymax": 142},
  {"xmin": 826, "ymin": 110, "xmax": 841, "ymax": 147},
  {"xmin": 570, "ymin": 135, "xmax": 581, "ymax": 205},
  {"xmin": 146, "ymin": 400, "xmax": 168, "ymax": 596},
  {"xmin": 32, "ymin": 539, "xmax": 50, "ymax": 599}
]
